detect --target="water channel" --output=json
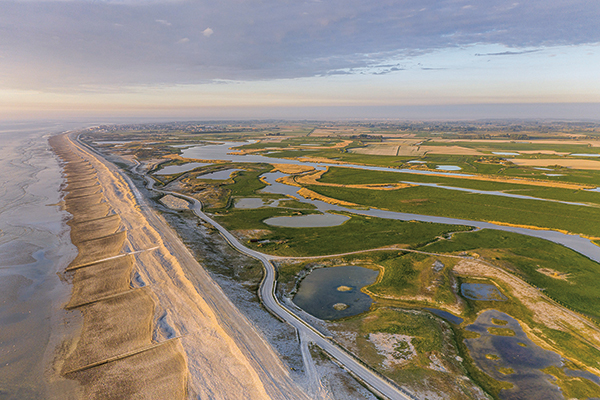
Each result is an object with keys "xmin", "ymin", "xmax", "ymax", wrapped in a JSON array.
[{"xmin": 177, "ymin": 141, "xmax": 600, "ymax": 263}]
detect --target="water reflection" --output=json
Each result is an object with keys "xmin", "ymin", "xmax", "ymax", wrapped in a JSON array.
[
  {"xmin": 179, "ymin": 142, "xmax": 600, "ymax": 263},
  {"xmin": 293, "ymin": 266, "xmax": 379, "ymax": 320},
  {"xmin": 264, "ymin": 213, "xmax": 349, "ymax": 228},
  {"xmin": 155, "ymin": 162, "xmax": 211, "ymax": 175},
  {"xmin": 461, "ymin": 283, "xmax": 507, "ymax": 301},
  {"xmin": 465, "ymin": 310, "xmax": 600, "ymax": 400}
]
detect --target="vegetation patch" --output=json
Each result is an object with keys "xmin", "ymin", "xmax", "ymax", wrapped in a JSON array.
[
  {"xmin": 542, "ymin": 366, "xmax": 600, "ymax": 399},
  {"xmin": 487, "ymin": 327, "xmax": 516, "ymax": 336}
]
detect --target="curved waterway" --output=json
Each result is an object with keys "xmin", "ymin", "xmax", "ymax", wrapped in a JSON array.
[{"xmin": 180, "ymin": 142, "xmax": 600, "ymax": 263}]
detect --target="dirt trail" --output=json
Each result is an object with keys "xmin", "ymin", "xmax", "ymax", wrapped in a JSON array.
[{"xmin": 51, "ymin": 133, "xmax": 310, "ymax": 399}]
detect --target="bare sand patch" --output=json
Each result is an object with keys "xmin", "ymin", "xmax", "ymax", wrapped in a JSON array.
[
  {"xmin": 160, "ymin": 194, "xmax": 190, "ymax": 210},
  {"xmin": 64, "ymin": 185, "xmax": 103, "ymax": 200},
  {"xmin": 65, "ymin": 179, "xmax": 100, "ymax": 191},
  {"xmin": 68, "ymin": 339, "xmax": 187, "ymax": 400},
  {"xmin": 537, "ymin": 268, "xmax": 571, "ymax": 281},
  {"xmin": 67, "ymin": 202, "xmax": 111, "ymax": 224},
  {"xmin": 69, "ymin": 231, "xmax": 126, "ymax": 267},
  {"xmin": 508, "ymin": 158, "xmax": 600, "ymax": 170},
  {"xmin": 369, "ymin": 333, "xmax": 416, "ymax": 368},
  {"xmin": 66, "ymin": 255, "xmax": 135, "ymax": 308},
  {"xmin": 63, "ymin": 288, "xmax": 155, "ymax": 371},
  {"xmin": 68, "ymin": 214, "xmax": 122, "ymax": 244}
]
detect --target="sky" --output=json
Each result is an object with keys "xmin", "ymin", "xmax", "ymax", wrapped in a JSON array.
[{"xmin": 1, "ymin": 0, "xmax": 599, "ymax": 120}]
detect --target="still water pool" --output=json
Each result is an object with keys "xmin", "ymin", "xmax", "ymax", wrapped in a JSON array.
[
  {"xmin": 293, "ymin": 266, "xmax": 379, "ymax": 320},
  {"xmin": 264, "ymin": 213, "xmax": 349, "ymax": 227},
  {"xmin": 465, "ymin": 310, "xmax": 600, "ymax": 400}
]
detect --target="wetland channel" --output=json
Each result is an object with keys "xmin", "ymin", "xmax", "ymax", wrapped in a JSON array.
[{"xmin": 177, "ymin": 141, "xmax": 600, "ymax": 263}]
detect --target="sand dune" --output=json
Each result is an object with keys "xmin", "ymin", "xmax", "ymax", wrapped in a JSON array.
[{"xmin": 49, "ymin": 133, "xmax": 309, "ymax": 399}]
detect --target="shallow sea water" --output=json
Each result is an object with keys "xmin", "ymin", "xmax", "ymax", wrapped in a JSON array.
[{"xmin": 0, "ymin": 121, "xmax": 83, "ymax": 399}]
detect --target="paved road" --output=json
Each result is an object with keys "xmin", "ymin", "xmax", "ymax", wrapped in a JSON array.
[{"xmin": 135, "ymin": 168, "xmax": 416, "ymax": 400}]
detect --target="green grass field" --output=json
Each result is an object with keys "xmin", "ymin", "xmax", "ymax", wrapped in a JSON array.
[
  {"xmin": 214, "ymin": 211, "xmax": 471, "ymax": 257},
  {"xmin": 305, "ymin": 183, "xmax": 600, "ymax": 237}
]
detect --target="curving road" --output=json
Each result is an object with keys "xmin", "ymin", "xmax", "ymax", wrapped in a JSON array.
[{"xmin": 133, "ymin": 163, "xmax": 416, "ymax": 400}]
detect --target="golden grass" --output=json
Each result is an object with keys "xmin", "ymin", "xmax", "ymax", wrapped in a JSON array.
[
  {"xmin": 270, "ymin": 163, "xmax": 315, "ymax": 174},
  {"xmin": 485, "ymin": 220, "xmax": 600, "ymax": 241},
  {"xmin": 297, "ymin": 187, "xmax": 358, "ymax": 206},
  {"xmin": 295, "ymin": 168, "xmax": 411, "ymax": 191}
]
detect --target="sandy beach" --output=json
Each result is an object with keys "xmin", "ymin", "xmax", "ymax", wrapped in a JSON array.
[{"xmin": 49, "ymin": 133, "xmax": 309, "ymax": 399}]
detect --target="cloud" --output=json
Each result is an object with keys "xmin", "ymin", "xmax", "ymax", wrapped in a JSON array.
[
  {"xmin": 177, "ymin": 38, "xmax": 190, "ymax": 44},
  {"xmin": 475, "ymin": 49, "xmax": 540, "ymax": 56},
  {"xmin": 0, "ymin": 0, "xmax": 598, "ymax": 90}
]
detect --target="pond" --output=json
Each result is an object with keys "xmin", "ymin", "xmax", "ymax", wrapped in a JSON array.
[
  {"xmin": 234, "ymin": 198, "xmax": 268, "ymax": 209},
  {"xmin": 155, "ymin": 162, "xmax": 212, "ymax": 175},
  {"xmin": 465, "ymin": 310, "xmax": 600, "ymax": 400},
  {"xmin": 435, "ymin": 165, "xmax": 462, "ymax": 171},
  {"xmin": 461, "ymin": 283, "xmax": 507, "ymax": 301},
  {"xmin": 263, "ymin": 213, "xmax": 349, "ymax": 227},
  {"xmin": 198, "ymin": 168, "xmax": 242, "ymax": 180},
  {"xmin": 424, "ymin": 308, "xmax": 464, "ymax": 325},
  {"xmin": 293, "ymin": 265, "xmax": 379, "ymax": 320},
  {"xmin": 493, "ymin": 152, "xmax": 520, "ymax": 156}
]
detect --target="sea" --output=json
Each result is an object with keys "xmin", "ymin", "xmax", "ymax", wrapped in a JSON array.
[{"xmin": 0, "ymin": 121, "xmax": 88, "ymax": 399}]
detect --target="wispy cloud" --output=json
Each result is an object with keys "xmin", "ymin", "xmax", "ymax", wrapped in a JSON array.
[
  {"xmin": 0, "ymin": 0, "xmax": 598, "ymax": 90},
  {"xmin": 475, "ymin": 49, "xmax": 540, "ymax": 56}
]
